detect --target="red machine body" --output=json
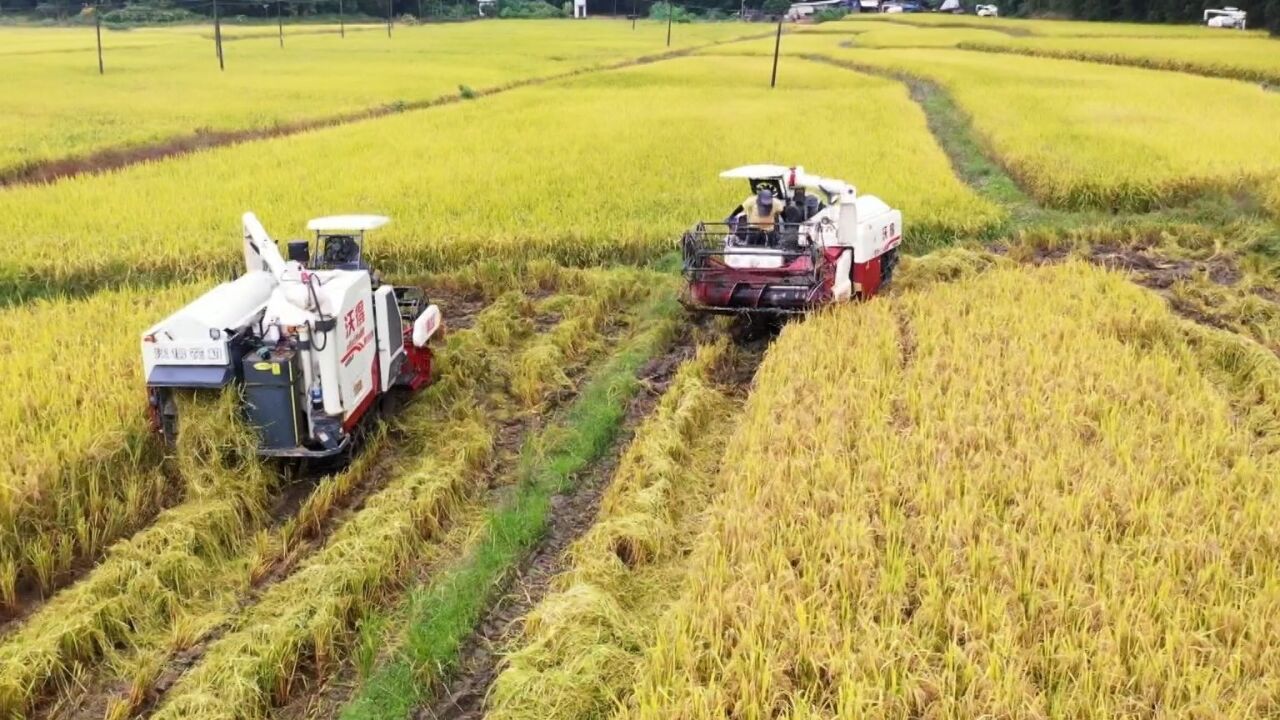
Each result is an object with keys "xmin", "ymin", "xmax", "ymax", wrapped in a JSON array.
[{"xmin": 681, "ymin": 165, "xmax": 902, "ymax": 316}]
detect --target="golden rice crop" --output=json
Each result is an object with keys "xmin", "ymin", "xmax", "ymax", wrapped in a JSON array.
[
  {"xmin": 488, "ymin": 338, "xmax": 740, "ymax": 720},
  {"xmin": 795, "ymin": 39, "xmax": 1280, "ymax": 211},
  {"xmin": 0, "ymin": 283, "xmax": 202, "ymax": 604},
  {"xmin": 0, "ymin": 389, "xmax": 270, "ymax": 717},
  {"xmin": 0, "ymin": 53, "xmax": 999, "ymax": 297},
  {"xmin": 149, "ymin": 270, "xmax": 668, "ymax": 719},
  {"xmin": 0, "ymin": 20, "xmax": 751, "ymax": 174},
  {"xmin": 961, "ymin": 35, "xmax": 1280, "ymax": 84},
  {"xmin": 825, "ymin": 23, "xmax": 1012, "ymax": 48},
  {"xmin": 619, "ymin": 263, "xmax": 1280, "ymax": 718},
  {"xmin": 0, "ymin": 263, "xmax": 641, "ymax": 717}
]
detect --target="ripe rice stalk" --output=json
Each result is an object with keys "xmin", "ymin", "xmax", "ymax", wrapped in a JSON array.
[
  {"xmin": 0, "ymin": 391, "xmax": 266, "ymax": 717},
  {"xmin": 487, "ymin": 340, "xmax": 740, "ymax": 720},
  {"xmin": 0, "ymin": 283, "xmax": 201, "ymax": 602},
  {"xmin": 618, "ymin": 263, "xmax": 1280, "ymax": 718}
]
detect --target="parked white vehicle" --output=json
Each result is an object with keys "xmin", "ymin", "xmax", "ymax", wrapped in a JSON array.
[{"xmin": 975, "ymin": 3, "xmax": 998, "ymax": 15}]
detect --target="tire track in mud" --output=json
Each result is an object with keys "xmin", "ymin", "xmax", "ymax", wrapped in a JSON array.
[{"xmin": 0, "ymin": 32, "xmax": 770, "ymax": 191}]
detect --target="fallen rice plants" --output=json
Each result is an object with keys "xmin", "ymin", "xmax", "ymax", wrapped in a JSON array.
[
  {"xmin": 485, "ymin": 339, "xmax": 742, "ymax": 720},
  {"xmin": 341, "ymin": 289, "xmax": 686, "ymax": 720},
  {"xmin": 618, "ymin": 263, "xmax": 1280, "ymax": 717},
  {"xmin": 0, "ymin": 265, "xmax": 646, "ymax": 717},
  {"xmin": 142, "ymin": 269, "xmax": 664, "ymax": 719},
  {"xmin": 0, "ymin": 53, "xmax": 998, "ymax": 298}
]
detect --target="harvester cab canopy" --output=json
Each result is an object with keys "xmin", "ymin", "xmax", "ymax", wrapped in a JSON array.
[
  {"xmin": 297, "ymin": 214, "xmax": 391, "ymax": 271},
  {"xmin": 719, "ymin": 164, "xmax": 853, "ymax": 205}
]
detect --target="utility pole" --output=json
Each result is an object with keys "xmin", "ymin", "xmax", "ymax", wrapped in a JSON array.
[
  {"xmin": 277, "ymin": 0, "xmax": 284, "ymax": 48},
  {"xmin": 95, "ymin": 4, "xmax": 104, "ymax": 74},
  {"xmin": 416, "ymin": 0, "xmax": 421, "ymax": 18},
  {"xmin": 338, "ymin": 0, "xmax": 345, "ymax": 37},
  {"xmin": 666, "ymin": 0, "xmax": 672, "ymax": 46},
  {"xmin": 387, "ymin": 0, "xmax": 393, "ymax": 37},
  {"xmin": 213, "ymin": 0, "xmax": 225, "ymax": 70},
  {"xmin": 770, "ymin": 18, "xmax": 781, "ymax": 87},
  {"xmin": 739, "ymin": 0, "xmax": 745, "ymax": 19},
  {"xmin": 631, "ymin": 0, "xmax": 636, "ymax": 27}
]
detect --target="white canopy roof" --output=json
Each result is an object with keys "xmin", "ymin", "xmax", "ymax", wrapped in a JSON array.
[
  {"xmin": 720, "ymin": 164, "xmax": 793, "ymax": 180},
  {"xmin": 306, "ymin": 215, "xmax": 390, "ymax": 233},
  {"xmin": 721, "ymin": 165, "xmax": 853, "ymax": 198}
]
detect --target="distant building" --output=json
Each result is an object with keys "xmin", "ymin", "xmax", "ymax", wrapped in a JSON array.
[{"xmin": 573, "ymin": 0, "xmax": 587, "ymax": 16}]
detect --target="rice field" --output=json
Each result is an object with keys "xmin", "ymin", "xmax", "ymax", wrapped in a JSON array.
[
  {"xmin": 959, "ymin": 34, "xmax": 1280, "ymax": 84},
  {"xmin": 0, "ymin": 53, "xmax": 997, "ymax": 298},
  {"xmin": 3, "ymin": 12, "xmax": 1280, "ymax": 720},
  {"xmin": 765, "ymin": 32, "xmax": 1280, "ymax": 211},
  {"xmin": 616, "ymin": 263, "xmax": 1280, "ymax": 718},
  {"xmin": 0, "ymin": 19, "xmax": 753, "ymax": 175}
]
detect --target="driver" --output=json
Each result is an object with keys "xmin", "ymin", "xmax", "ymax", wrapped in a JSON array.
[{"xmin": 727, "ymin": 189, "xmax": 783, "ymax": 246}]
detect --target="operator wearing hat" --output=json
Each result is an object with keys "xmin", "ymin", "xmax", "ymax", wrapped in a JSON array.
[{"xmin": 728, "ymin": 188, "xmax": 784, "ymax": 246}]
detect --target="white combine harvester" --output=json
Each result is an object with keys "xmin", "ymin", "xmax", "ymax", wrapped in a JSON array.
[
  {"xmin": 141, "ymin": 212, "xmax": 443, "ymax": 460},
  {"xmin": 680, "ymin": 165, "xmax": 902, "ymax": 315},
  {"xmin": 1204, "ymin": 6, "xmax": 1247, "ymax": 28}
]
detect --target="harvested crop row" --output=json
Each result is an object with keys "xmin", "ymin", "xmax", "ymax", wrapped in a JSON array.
[
  {"xmin": 0, "ymin": 283, "xmax": 204, "ymax": 608},
  {"xmin": 149, "ymin": 273, "xmax": 670, "ymax": 719},
  {"xmin": 486, "ymin": 338, "xmax": 742, "ymax": 720},
  {"xmin": 0, "ymin": 54, "xmax": 999, "ymax": 297},
  {"xmin": 0, "ymin": 269, "xmax": 589, "ymax": 717},
  {"xmin": 619, "ymin": 263, "xmax": 1280, "ymax": 718},
  {"xmin": 744, "ymin": 33, "xmax": 1280, "ymax": 213},
  {"xmin": 0, "ymin": 390, "xmax": 270, "ymax": 716}
]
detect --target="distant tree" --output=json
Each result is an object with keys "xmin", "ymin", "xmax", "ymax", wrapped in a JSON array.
[
  {"xmin": 761, "ymin": 0, "xmax": 787, "ymax": 14},
  {"xmin": 1268, "ymin": 0, "xmax": 1280, "ymax": 34}
]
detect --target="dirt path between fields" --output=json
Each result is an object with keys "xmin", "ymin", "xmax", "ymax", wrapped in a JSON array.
[{"xmin": 0, "ymin": 32, "xmax": 768, "ymax": 190}]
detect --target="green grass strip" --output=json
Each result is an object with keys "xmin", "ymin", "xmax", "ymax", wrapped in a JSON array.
[{"xmin": 340, "ymin": 294, "xmax": 681, "ymax": 720}]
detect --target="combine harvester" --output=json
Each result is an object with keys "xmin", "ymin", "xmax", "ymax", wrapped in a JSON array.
[
  {"xmin": 141, "ymin": 212, "xmax": 443, "ymax": 461},
  {"xmin": 681, "ymin": 165, "xmax": 902, "ymax": 316},
  {"xmin": 1204, "ymin": 7, "xmax": 1247, "ymax": 28}
]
